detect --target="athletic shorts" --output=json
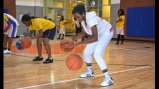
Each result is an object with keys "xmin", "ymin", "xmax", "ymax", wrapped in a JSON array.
[
  {"xmin": 59, "ymin": 28, "xmax": 65, "ymax": 34},
  {"xmin": 3, "ymin": 21, "xmax": 19, "ymax": 38},
  {"xmin": 43, "ymin": 27, "xmax": 56, "ymax": 40},
  {"xmin": 116, "ymin": 27, "xmax": 124, "ymax": 35}
]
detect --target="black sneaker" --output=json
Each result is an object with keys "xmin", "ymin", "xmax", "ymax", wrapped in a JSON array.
[
  {"xmin": 33, "ymin": 56, "xmax": 43, "ymax": 61},
  {"xmin": 43, "ymin": 58, "xmax": 53, "ymax": 64}
]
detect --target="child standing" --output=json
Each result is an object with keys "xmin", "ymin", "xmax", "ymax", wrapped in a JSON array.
[
  {"xmin": 57, "ymin": 16, "xmax": 68, "ymax": 39},
  {"xmin": 116, "ymin": 9, "xmax": 125, "ymax": 45}
]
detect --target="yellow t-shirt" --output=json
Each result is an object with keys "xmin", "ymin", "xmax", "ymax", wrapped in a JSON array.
[
  {"xmin": 4, "ymin": 14, "xmax": 8, "ymax": 22},
  {"xmin": 116, "ymin": 15, "xmax": 125, "ymax": 27},
  {"xmin": 29, "ymin": 18, "xmax": 55, "ymax": 32},
  {"xmin": 60, "ymin": 20, "xmax": 67, "ymax": 29}
]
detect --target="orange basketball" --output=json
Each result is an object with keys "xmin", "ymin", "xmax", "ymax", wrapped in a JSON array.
[
  {"xmin": 60, "ymin": 38, "xmax": 74, "ymax": 52},
  {"xmin": 21, "ymin": 37, "xmax": 32, "ymax": 49},
  {"xmin": 66, "ymin": 54, "xmax": 83, "ymax": 71}
]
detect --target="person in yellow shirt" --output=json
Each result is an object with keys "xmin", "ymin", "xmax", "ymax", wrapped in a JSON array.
[
  {"xmin": 57, "ymin": 16, "xmax": 68, "ymax": 39},
  {"xmin": 21, "ymin": 14, "xmax": 56, "ymax": 64},
  {"xmin": 116, "ymin": 9, "xmax": 125, "ymax": 45}
]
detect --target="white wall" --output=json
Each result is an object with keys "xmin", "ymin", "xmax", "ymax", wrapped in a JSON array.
[
  {"xmin": 111, "ymin": 0, "xmax": 120, "ymax": 4},
  {"xmin": 16, "ymin": 0, "xmax": 43, "ymax": 6},
  {"xmin": 110, "ymin": 0, "xmax": 120, "ymax": 38}
]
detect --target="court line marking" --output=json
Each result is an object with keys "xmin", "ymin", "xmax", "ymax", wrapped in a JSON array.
[{"xmin": 16, "ymin": 66, "xmax": 151, "ymax": 89}]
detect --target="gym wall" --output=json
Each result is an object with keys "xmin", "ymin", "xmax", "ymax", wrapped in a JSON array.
[
  {"xmin": 110, "ymin": 0, "xmax": 120, "ymax": 38},
  {"xmin": 16, "ymin": 0, "xmax": 43, "ymax": 36},
  {"xmin": 4, "ymin": 0, "xmax": 16, "ymax": 17},
  {"xmin": 120, "ymin": 0, "xmax": 155, "ymax": 41}
]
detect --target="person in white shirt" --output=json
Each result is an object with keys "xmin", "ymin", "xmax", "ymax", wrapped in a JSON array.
[
  {"xmin": 67, "ymin": 4, "xmax": 114, "ymax": 87},
  {"xmin": 3, "ymin": 13, "xmax": 19, "ymax": 54}
]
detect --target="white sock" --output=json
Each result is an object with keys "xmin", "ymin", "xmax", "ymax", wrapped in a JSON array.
[
  {"xmin": 87, "ymin": 66, "xmax": 93, "ymax": 74},
  {"xmin": 104, "ymin": 71, "xmax": 111, "ymax": 80}
]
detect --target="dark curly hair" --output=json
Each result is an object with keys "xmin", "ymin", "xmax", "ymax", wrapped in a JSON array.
[
  {"xmin": 21, "ymin": 14, "xmax": 37, "ymax": 22},
  {"xmin": 118, "ymin": 9, "xmax": 124, "ymax": 16},
  {"xmin": 72, "ymin": 4, "xmax": 86, "ymax": 15},
  {"xmin": 60, "ymin": 15, "xmax": 64, "ymax": 21}
]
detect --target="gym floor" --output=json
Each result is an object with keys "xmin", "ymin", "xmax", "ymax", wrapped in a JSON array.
[{"xmin": 4, "ymin": 37, "xmax": 155, "ymax": 89}]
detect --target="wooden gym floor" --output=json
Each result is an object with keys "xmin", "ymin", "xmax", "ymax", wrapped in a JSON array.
[{"xmin": 4, "ymin": 37, "xmax": 155, "ymax": 89}]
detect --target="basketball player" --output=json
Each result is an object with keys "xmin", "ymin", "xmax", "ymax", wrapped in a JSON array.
[
  {"xmin": 67, "ymin": 4, "xmax": 114, "ymax": 87},
  {"xmin": 116, "ymin": 9, "xmax": 125, "ymax": 45},
  {"xmin": 21, "ymin": 14, "xmax": 56, "ymax": 64},
  {"xmin": 3, "ymin": 13, "xmax": 19, "ymax": 54},
  {"xmin": 57, "ymin": 16, "xmax": 68, "ymax": 40}
]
